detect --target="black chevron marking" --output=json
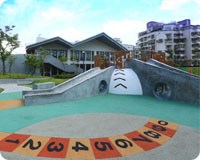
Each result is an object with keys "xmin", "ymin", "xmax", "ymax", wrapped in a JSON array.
[
  {"xmin": 114, "ymin": 83, "xmax": 127, "ymax": 89},
  {"xmin": 114, "ymin": 72, "xmax": 125, "ymax": 76},
  {"xmin": 114, "ymin": 78, "xmax": 126, "ymax": 81},
  {"xmin": 115, "ymin": 69, "xmax": 124, "ymax": 72}
]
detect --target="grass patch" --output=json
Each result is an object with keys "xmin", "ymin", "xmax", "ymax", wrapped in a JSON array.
[
  {"xmin": 0, "ymin": 73, "xmax": 47, "ymax": 79},
  {"xmin": 0, "ymin": 88, "xmax": 4, "ymax": 93},
  {"xmin": 177, "ymin": 67, "xmax": 200, "ymax": 76},
  {"xmin": 0, "ymin": 73, "xmax": 69, "ymax": 87},
  {"xmin": 32, "ymin": 78, "xmax": 67, "ymax": 85},
  {"xmin": 0, "ymin": 73, "xmax": 74, "ymax": 88}
]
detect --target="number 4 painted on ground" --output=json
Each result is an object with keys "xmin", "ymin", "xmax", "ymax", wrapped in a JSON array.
[{"xmin": 72, "ymin": 142, "xmax": 89, "ymax": 152}]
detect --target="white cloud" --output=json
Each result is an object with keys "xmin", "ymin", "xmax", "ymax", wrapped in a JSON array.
[
  {"xmin": 0, "ymin": 0, "xmax": 6, "ymax": 7},
  {"xmin": 40, "ymin": 7, "xmax": 75, "ymax": 23},
  {"xmin": 195, "ymin": 0, "xmax": 200, "ymax": 5},
  {"xmin": 12, "ymin": 45, "xmax": 26, "ymax": 54},
  {"xmin": 160, "ymin": 0, "xmax": 191, "ymax": 10},
  {"xmin": 102, "ymin": 19, "xmax": 146, "ymax": 45},
  {"xmin": 51, "ymin": 27, "xmax": 88, "ymax": 43}
]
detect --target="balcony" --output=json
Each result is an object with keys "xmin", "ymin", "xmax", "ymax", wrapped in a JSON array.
[
  {"xmin": 192, "ymin": 34, "xmax": 200, "ymax": 39},
  {"xmin": 191, "ymin": 31, "xmax": 200, "ymax": 35},
  {"xmin": 165, "ymin": 46, "xmax": 173, "ymax": 51},
  {"xmin": 165, "ymin": 39, "xmax": 172, "ymax": 44},
  {"xmin": 147, "ymin": 39, "xmax": 155, "ymax": 45},
  {"xmin": 192, "ymin": 44, "xmax": 200, "ymax": 48},
  {"xmin": 174, "ymin": 50, "xmax": 185, "ymax": 55},
  {"xmin": 192, "ymin": 39, "xmax": 200, "ymax": 44},
  {"xmin": 174, "ymin": 54, "xmax": 185, "ymax": 61},
  {"xmin": 175, "ymin": 47, "xmax": 185, "ymax": 51},
  {"xmin": 174, "ymin": 33, "xmax": 184, "ymax": 39}
]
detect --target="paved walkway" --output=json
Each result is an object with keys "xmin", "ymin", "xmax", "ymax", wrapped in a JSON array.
[{"xmin": 0, "ymin": 83, "xmax": 31, "ymax": 93}]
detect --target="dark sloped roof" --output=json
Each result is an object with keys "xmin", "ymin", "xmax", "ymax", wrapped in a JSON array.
[
  {"xmin": 26, "ymin": 32, "xmax": 128, "ymax": 52},
  {"xmin": 26, "ymin": 37, "xmax": 73, "ymax": 52},
  {"xmin": 73, "ymin": 32, "xmax": 128, "ymax": 51}
]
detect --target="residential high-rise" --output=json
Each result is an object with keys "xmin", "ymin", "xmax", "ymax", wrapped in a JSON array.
[{"xmin": 137, "ymin": 19, "xmax": 200, "ymax": 64}]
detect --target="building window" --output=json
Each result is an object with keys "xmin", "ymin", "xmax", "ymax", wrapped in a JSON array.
[
  {"xmin": 80, "ymin": 51, "xmax": 85, "ymax": 61},
  {"xmin": 58, "ymin": 50, "xmax": 64, "ymax": 58},
  {"xmin": 91, "ymin": 51, "xmax": 94, "ymax": 61},
  {"xmin": 86, "ymin": 51, "xmax": 91, "ymax": 61},
  {"xmin": 52, "ymin": 49, "xmax": 57, "ymax": 58}
]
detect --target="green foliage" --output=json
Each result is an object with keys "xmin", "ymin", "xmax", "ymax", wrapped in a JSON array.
[
  {"xmin": 59, "ymin": 55, "xmax": 68, "ymax": 70},
  {"xmin": 71, "ymin": 52, "xmax": 77, "ymax": 64},
  {"xmin": 0, "ymin": 73, "xmax": 46, "ymax": 79},
  {"xmin": 0, "ymin": 25, "xmax": 20, "ymax": 74},
  {"xmin": 191, "ymin": 67, "xmax": 200, "ymax": 76},
  {"xmin": 38, "ymin": 47, "xmax": 50, "ymax": 75},
  {"xmin": 59, "ymin": 56, "xmax": 68, "ymax": 63},
  {"xmin": 24, "ymin": 47, "xmax": 50, "ymax": 75},
  {"xmin": 32, "ymin": 78, "xmax": 66, "ymax": 85},
  {"xmin": 0, "ymin": 88, "xmax": 4, "ymax": 93},
  {"xmin": 24, "ymin": 54, "xmax": 40, "ymax": 75},
  {"xmin": 8, "ymin": 54, "xmax": 16, "ymax": 73},
  {"xmin": 178, "ymin": 67, "xmax": 200, "ymax": 76},
  {"xmin": 53, "ymin": 73, "xmax": 77, "ymax": 79}
]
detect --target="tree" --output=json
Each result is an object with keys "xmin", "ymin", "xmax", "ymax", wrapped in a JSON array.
[
  {"xmin": 166, "ymin": 50, "xmax": 175, "ymax": 60},
  {"xmin": 24, "ymin": 47, "xmax": 50, "ymax": 76},
  {"xmin": 8, "ymin": 54, "xmax": 16, "ymax": 73},
  {"xmin": 71, "ymin": 52, "xmax": 78, "ymax": 73},
  {"xmin": 38, "ymin": 47, "xmax": 50, "ymax": 75},
  {"xmin": 24, "ymin": 54, "xmax": 40, "ymax": 75},
  {"xmin": 59, "ymin": 55, "xmax": 68, "ymax": 71},
  {"xmin": 0, "ymin": 25, "xmax": 20, "ymax": 74}
]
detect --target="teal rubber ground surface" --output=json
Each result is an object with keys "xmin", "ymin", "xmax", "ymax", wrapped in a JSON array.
[
  {"xmin": 0, "ymin": 92, "xmax": 22, "ymax": 100},
  {"xmin": 0, "ymin": 92, "xmax": 199, "ymax": 132}
]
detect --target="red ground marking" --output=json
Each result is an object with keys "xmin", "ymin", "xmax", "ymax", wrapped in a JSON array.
[
  {"xmin": 145, "ymin": 122, "xmax": 177, "ymax": 138},
  {"xmin": 0, "ymin": 118, "xmax": 179, "ymax": 159},
  {"xmin": 38, "ymin": 137, "xmax": 70, "ymax": 158},
  {"xmin": 90, "ymin": 137, "xmax": 122, "ymax": 159},
  {"xmin": 124, "ymin": 131, "xmax": 160, "ymax": 151},
  {"xmin": 0, "ymin": 133, "xmax": 30, "ymax": 152}
]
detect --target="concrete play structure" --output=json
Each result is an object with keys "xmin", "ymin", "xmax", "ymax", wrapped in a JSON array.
[{"xmin": 22, "ymin": 59, "xmax": 200, "ymax": 106}]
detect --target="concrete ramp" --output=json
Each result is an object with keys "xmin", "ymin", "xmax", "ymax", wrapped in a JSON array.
[
  {"xmin": 23, "ymin": 67, "xmax": 114, "ymax": 106},
  {"xmin": 125, "ymin": 59, "xmax": 200, "ymax": 105},
  {"xmin": 109, "ymin": 69, "xmax": 143, "ymax": 95}
]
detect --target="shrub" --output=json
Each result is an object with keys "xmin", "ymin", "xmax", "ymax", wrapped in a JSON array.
[
  {"xmin": 0, "ymin": 73, "xmax": 46, "ymax": 79},
  {"xmin": 53, "ymin": 73, "xmax": 77, "ymax": 79},
  {"xmin": 32, "ymin": 78, "xmax": 66, "ymax": 85},
  {"xmin": 0, "ymin": 88, "xmax": 4, "ymax": 93}
]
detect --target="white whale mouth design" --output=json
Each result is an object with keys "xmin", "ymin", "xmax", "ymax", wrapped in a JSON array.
[{"xmin": 109, "ymin": 69, "xmax": 143, "ymax": 95}]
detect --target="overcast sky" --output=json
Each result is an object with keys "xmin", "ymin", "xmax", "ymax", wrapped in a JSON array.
[{"xmin": 0, "ymin": 0, "xmax": 200, "ymax": 54}]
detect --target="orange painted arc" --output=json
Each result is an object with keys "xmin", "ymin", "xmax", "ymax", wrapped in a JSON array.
[
  {"xmin": 0, "ymin": 118, "xmax": 179, "ymax": 159},
  {"xmin": 0, "ymin": 99, "xmax": 24, "ymax": 110}
]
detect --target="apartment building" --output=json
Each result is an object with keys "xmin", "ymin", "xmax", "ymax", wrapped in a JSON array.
[{"xmin": 137, "ymin": 19, "xmax": 200, "ymax": 64}]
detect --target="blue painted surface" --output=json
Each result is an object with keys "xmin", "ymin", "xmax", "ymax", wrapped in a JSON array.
[
  {"xmin": 0, "ymin": 92, "xmax": 199, "ymax": 132},
  {"xmin": 0, "ymin": 92, "xmax": 22, "ymax": 100}
]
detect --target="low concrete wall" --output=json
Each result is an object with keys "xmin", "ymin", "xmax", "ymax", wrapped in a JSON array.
[
  {"xmin": 32, "ymin": 82, "xmax": 55, "ymax": 90},
  {"xmin": 23, "ymin": 67, "xmax": 115, "ymax": 106},
  {"xmin": 126, "ymin": 59, "xmax": 200, "ymax": 105}
]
